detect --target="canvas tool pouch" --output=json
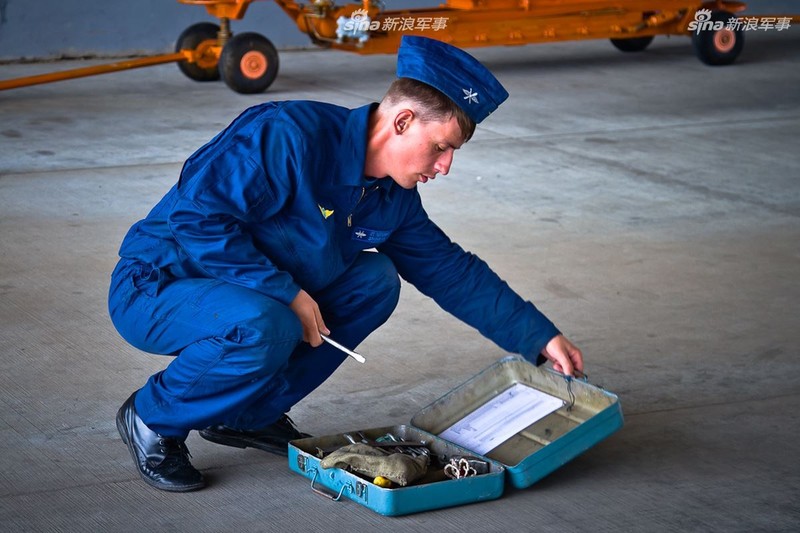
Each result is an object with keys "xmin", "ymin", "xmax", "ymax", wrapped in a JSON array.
[{"xmin": 320, "ymin": 443, "xmax": 429, "ymax": 486}]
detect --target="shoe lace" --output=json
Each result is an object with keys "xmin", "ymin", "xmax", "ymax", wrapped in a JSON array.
[{"xmin": 157, "ymin": 437, "xmax": 193, "ymax": 468}]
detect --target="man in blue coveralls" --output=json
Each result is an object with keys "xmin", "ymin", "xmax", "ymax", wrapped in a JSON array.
[{"xmin": 110, "ymin": 35, "xmax": 584, "ymax": 492}]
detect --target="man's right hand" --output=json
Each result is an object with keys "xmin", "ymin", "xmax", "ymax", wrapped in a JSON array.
[
  {"xmin": 540, "ymin": 334, "xmax": 584, "ymax": 377},
  {"xmin": 289, "ymin": 289, "xmax": 330, "ymax": 347}
]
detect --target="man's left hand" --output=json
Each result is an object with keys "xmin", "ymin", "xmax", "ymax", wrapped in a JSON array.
[{"xmin": 540, "ymin": 334, "xmax": 584, "ymax": 377}]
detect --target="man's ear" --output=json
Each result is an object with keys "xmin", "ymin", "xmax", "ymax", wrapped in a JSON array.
[{"xmin": 394, "ymin": 109, "xmax": 414, "ymax": 135}]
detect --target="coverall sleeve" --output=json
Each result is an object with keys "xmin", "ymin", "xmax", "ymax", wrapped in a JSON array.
[
  {"xmin": 379, "ymin": 193, "xmax": 559, "ymax": 363},
  {"xmin": 166, "ymin": 117, "xmax": 305, "ymax": 306}
]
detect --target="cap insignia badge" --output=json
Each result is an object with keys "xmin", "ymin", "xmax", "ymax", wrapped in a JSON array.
[{"xmin": 462, "ymin": 88, "xmax": 479, "ymax": 104}]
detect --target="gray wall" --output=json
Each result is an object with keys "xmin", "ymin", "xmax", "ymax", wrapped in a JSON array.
[
  {"xmin": 0, "ymin": 0, "xmax": 795, "ymax": 61},
  {"xmin": 0, "ymin": 0, "xmax": 432, "ymax": 61}
]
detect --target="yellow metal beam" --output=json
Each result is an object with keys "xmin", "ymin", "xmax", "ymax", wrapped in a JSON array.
[{"xmin": 0, "ymin": 52, "xmax": 191, "ymax": 91}]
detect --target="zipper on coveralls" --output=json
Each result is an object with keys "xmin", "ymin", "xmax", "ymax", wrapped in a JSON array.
[{"xmin": 347, "ymin": 187, "xmax": 367, "ymax": 227}]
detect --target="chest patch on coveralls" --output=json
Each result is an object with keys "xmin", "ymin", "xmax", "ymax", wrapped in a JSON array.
[{"xmin": 351, "ymin": 227, "xmax": 391, "ymax": 244}]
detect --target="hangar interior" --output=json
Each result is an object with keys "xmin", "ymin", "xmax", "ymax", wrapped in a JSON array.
[{"xmin": 0, "ymin": 1, "xmax": 798, "ymax": 531}]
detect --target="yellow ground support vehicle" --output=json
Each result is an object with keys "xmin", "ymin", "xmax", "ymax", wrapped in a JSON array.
[
  {"xmin": 173, "ymin": 0, "xmax": 761, "ymax": 93},
  {"xmin": 1, "ymin": 0, "xmax": 794, "ymax": 93}
]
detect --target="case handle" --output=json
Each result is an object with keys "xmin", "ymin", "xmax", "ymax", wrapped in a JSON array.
[
  {"xmin": 309, "ymin": 468, "xmax": 349, "ymax": 501},
  {"xmin": 559, "ymin": 369, "xmax": 589, "ymax": 382},
  {"xmin": 561, "ymin": 370, "xmax": 591, "ymax": 410}
]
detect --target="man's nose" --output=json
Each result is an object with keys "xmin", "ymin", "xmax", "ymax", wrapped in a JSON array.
[{"xmin": 434, "ymin": 151, "xmax": 454, "ymax": 176}]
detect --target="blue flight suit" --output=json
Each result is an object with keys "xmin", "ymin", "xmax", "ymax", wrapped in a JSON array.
[{"xmin": 108, "ymin": 101, "xmax": 559, "ymax": 438}]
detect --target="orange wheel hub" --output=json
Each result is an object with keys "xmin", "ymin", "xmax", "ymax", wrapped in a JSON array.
[
  {"xmin": 240, "ymin": 51, "xmax": 267, "ymax": 79},
  {"xmin": 714, "ymin": 29, "xmax": 736, "ymax": 53}
]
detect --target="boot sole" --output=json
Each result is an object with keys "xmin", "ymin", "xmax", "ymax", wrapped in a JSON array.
[{"xmin": 198, "ymin": 429, "xmax": 289, "ymax": 457}]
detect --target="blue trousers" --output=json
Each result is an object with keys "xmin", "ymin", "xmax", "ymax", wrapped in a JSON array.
[{"xmin": 108, "ymin": 252, "xmax": 400, "ymax": 439}]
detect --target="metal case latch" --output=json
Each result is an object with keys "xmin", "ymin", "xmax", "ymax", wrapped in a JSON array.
[{"xmin": 355, "ymin": 481, "xmax": 368, "ymax": 502}]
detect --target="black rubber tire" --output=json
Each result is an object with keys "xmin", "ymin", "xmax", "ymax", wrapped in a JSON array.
[
  {"xmin": 692, "ymin": 11, "xmax": 744, "ymax": 66},
  {"xmin": 176, "ymin": 22, "xmax": 221, "ymax": 82},
  {"xmin": 610, "ymin": 36, "xmax": 654, "ymax": 53},
  {"xmin": 219, "ymin": 33, "xmax": 279, "ymax": 94}
]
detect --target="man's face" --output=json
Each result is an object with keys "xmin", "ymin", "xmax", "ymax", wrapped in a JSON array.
[{"xmin": 386, "ymin": 114, "xmax": 465, "ymax": 189}]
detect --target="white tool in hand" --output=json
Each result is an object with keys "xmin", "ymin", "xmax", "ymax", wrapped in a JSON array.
[{"xmin": 320, "ymin": 334, "xmax": 366, "ymax": 364}]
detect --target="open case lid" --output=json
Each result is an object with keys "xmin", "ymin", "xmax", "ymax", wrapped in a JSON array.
[{"xmin": 410, "ymin": 356, "xmax": 623, "ymax": 487}]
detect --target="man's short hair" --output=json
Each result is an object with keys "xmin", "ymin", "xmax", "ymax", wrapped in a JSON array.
[{"xmin": 382, "ymin": 77, "xmax": 477, "ymax": 142}]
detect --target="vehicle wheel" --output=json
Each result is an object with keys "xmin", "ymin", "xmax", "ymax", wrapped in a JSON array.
[
  {"xmin": 175, "ymin": 22, "xmax": 221, "ymax": 82},
  {"xmin": 692, "ymin": 10, "xmax": 744, "ymax": 66},
  {"xmin": 610, "ymin": 36, "xmax": 654, "ymax": 52},
  {"xmin": 219, "ymin": 33, "xmax": 279, "ymax": 94}
]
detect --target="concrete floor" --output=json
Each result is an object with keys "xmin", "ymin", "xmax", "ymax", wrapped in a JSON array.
[{"xmin": 1, "ymin": 30, "xmax": 799, "ymax": 532}]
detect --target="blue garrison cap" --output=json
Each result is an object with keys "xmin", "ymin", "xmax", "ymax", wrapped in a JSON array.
[{"xmin": 396, "ymin": 36, "xmax": 509, "ymax": 124}]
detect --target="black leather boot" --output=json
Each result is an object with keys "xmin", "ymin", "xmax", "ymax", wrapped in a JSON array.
[
  {"xmin": 116, "ymin": 392, "xmax": 205, "ymax": 492},
  {"xmin": 199, "ymin": 415, "xmax": 311, "ymax": 456}
]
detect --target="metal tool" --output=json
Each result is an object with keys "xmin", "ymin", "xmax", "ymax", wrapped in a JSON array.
[
  {"xmin": 344, "ymin": 432, "xmax": 427, "ymax": 450},
  {"xmin": 321, "ymin": 334, "xmax": 365, "ymax": 363},
  {"xmin": 444, "ymin": 457, "xmax": 478, "ymax": 479},
  {"xmin": 323, "ymin": 432, "xmax": 431, "ymax": 460},
  {"xmin": 382, "ymin": 432, "xmax": 431, "ymax": 458},
  {"xmin": 448, "ymin": 455, "xmax": 491, "ymax": 475}
]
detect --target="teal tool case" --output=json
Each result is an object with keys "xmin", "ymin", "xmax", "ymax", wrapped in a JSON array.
[{"xmin": 287, "ymin": 355, "xmax": 623, "ymax": 516}]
